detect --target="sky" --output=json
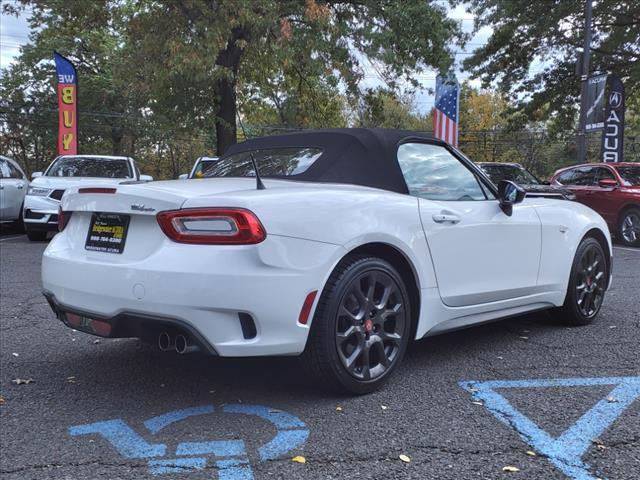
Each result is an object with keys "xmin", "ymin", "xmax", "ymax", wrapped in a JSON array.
[{"xmin": 0, "ymin": 1, "xmax": 492, "ymax": 114}]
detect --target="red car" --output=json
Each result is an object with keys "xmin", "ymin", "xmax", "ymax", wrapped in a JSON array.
[{"xmin": 551, "ymin": 162, "xmax": 640, "ymax": 246}]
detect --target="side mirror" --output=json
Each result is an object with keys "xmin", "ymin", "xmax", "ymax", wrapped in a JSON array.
[
  {"xmin": 498, "ymin": 180, "xmax": 526, "ymax": 216},
  {"xmin": 139, "ymin": 174, "xmax": 153, "ymax": 182},
  {"xmin": 32, "ymin": 172, "xmax": 43, "ymax": 179},
  {"xmin": 178, "ymin": 173, "xmax": 188, "ymax": 180},
  {"xmin": 598, "ymin": 178, "xmax": 618, "ymax": 188}
]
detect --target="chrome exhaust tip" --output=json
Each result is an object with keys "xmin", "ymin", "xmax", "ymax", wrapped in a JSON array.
[
  {"xmin": 175, "ymin": 334, "xmax": 199, "ymax": 354},
  {"xmin": 158, "ymin": 332, "xmax": 174, "ymax": 352}
]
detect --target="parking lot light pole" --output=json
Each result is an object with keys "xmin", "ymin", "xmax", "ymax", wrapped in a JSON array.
[{"xmin": 577, "ymin": 0, "xmax": 593, "ymax": 164}]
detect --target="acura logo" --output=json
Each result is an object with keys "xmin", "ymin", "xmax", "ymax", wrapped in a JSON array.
[
  {"xmin": 131, "ymin": 204, "xmax": 155, "ymax": 212},
  {"xmin": 609, "ymin": 91, "xmax": 622, "ymax": 108}
]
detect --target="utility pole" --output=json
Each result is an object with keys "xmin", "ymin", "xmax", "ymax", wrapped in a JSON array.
[{"xmin": 577, "ymin": 0, "xmax": 593, "ymax": 163}]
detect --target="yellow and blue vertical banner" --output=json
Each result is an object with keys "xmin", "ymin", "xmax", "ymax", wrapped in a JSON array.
[{"xmin": 53, "ymin": 51, "xmax": 78, "ymax": 155}]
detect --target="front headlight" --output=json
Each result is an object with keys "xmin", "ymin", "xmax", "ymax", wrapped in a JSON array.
[{"xmin": 27, "ymin": 186, "xmax": 52, "ymax": 196}]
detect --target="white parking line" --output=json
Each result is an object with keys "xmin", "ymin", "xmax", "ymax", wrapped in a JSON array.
[
  {"xmin": 0, "ymin": 235, "xmax": 24, "ymax": 243},
  {"xmin": 613, "ymin": 246, "xmax": 640, "ymax": 253}
]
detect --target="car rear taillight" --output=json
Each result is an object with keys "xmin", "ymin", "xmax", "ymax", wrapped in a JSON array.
[
  {"xmin": 58, "ymin": 207, "xmax": 72, "ymax": 232},
  {"xmin": 156, "ymin": 208, "xmax": 266, "ymax": 245}
]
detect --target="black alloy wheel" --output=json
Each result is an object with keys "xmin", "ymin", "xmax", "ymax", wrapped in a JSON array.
[
  {"xmin": 619, "ymin": 208, "xmax": 640, "ymax": 247},
  {"xmin": 302, "ymin": 255, "xmax": 411, "ymax": 394},
  {"xmin": 553, "ymin": 236, "xmax": 608, "ymax": 326},
  {"xmin": 335, "ymin": 269, "xmax": 406, "ymax": 381},
  {"xmin": 574, "ymin": 243, "xmax": 607, "ymax": 318}
]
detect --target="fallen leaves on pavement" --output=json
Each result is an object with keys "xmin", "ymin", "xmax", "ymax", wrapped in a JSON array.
[
  {"xmin": 292, "ymin": 456, "xmax": 306, "ymax": 464},
  {"xmin": 502, "ymin": 466, "xmax": 520, "ymax": 472},
  {"xmin": 11, "ymin": 378, "xmax": 34, "ymax": 385},
  {"xmin": 399, "ymin": 454, "xmax": 411, "ymax": 463}
]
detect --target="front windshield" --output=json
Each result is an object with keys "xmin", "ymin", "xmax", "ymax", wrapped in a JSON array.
[
  {"xmin": 204, "ymin": 147, "xmax": 322, "ymax": 178},
  {"xmin": 46, "ymin": 157, "xmax": 133, "ymax": 178},
  {"xmin": 480, "ymin": 164, "xmax": 539, "ymax": 185},
  {"xmin": 615, "ymin": 166, "xmax": 640, "ymax": 186}
]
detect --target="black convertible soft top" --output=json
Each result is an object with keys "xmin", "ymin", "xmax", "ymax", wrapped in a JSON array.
[{"xmin": 222, "ymin": 128, "xmax": 446, "ymax": 194}]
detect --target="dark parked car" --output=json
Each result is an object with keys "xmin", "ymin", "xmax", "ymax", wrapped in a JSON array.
[
  {"xmin": 477, "ymin": 162, "xmax": 575, "ymax": 200},
  {"xmin": 551, "ymin": 162, "xmax": 640, "ymax": 247}
]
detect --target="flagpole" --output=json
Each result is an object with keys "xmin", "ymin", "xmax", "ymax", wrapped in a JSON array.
[{"xmin": 577, "ymin": 0, "xmax": 593, "ymax": 163}]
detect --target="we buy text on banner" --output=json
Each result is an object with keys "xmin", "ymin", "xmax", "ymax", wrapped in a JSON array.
[{"xmin": 54, "ymin": 51, "xmax": 78, "ymax": 155}]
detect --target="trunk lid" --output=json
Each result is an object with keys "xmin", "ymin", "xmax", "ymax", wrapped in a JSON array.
[{"xmin": 62, "ymin": 178, "xmax": 268, "ymax": 215}]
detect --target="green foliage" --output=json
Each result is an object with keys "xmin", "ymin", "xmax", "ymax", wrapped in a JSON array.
[
  {"xmin": 1, "ymin": 0, "xmax": 464, "ymax": 177},
  {"xmin": 354, "ymin": 87, "xmax": 431, "ymax": 130},
  {"xmin": 461, "ymin": 0, "xmax": 640, "ymax": 131},
  {"xmin": 115, "ymin": 0, "xmax": 464, "ymax": 152}
]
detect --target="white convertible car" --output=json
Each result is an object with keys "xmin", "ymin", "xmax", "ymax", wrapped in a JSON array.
[{"xmin": 42, "ymin": 129, "xmax": 612, "ymax": 393}]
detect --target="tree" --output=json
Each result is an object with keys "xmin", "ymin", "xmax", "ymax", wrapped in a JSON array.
[
  {"xmin": 121, "ymin": 0, "xmax": 464, "ymax": 153},
  {"xmin": 354, "ymin": 87, "xmax": 431, "ymax": 130},
  {"xmin": 240, "ymin": 70, "xmax": 348, "ymax": 134},
  {"xmin": 460, "ymin": 0, "xmax": 640, "ymax": 129}
]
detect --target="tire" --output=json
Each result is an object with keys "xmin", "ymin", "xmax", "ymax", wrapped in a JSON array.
[
  {"xmin": 552, "ymin": 237, "xmax": 608, "ymax": 326},
  {"xmin": 301, "ymin": 255, "xmax": 412, "ymax": 394},
  {"xmin": 618, "ymin": 207, "xmax": 640, "ymax": 247},
  {"xmin": 15, "ymin": 204, "xmax": 25, "ymax": 232},
  {"xmin": 25, "ymin": 228, "xmax": 47, "ymax": 241}
]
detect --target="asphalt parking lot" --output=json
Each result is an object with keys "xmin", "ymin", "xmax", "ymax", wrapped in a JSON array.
[{"xmin": 1, "ymin": 229, "xmax": 639, "ymax": 480}]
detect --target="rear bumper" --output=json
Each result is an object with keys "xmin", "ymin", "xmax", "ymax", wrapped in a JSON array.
[
  {"xmin": 43, "ymin": 290, "xmax": 219, "ymax": 355},
  {"xmin": 42, "ymin": 231, "xmax": 344, "ymax": 356}
]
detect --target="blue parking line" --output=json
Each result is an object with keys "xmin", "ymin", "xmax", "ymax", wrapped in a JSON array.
[
  {"xmin": 148, "ymin": 457, "xmax": 207, "ymax": 475},
  {"xmin": 222, "ymin": 404, "xmax": 306, "ymax": 429},
  {"xmin": 259, "ymin": 429, "xmax": 309, "ymax": 461},
  {"xmin": 69, "ymin": 403, "xmax": 309, "ymax": 479},
  {"xmin": 216, "ymin": 458, "xmax": 254, "ymax": 480},
  {"xmin": 144, "ymin": 405, "xmax": 215, "ymax": 434},
  {"xmin": 69, "ymin": 419, "xmax": 166, "ymax": 458},
  {"xmin": 176, "ymin": 440, "xmax": 246, "ymax": 457},
  {"xmin": 460, "ymin": 376, "xmax": 640, "ymax": 480}
]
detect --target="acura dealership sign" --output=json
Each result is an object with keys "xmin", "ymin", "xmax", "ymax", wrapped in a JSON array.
[
  {"xmin": 585, "ymin": 74, "xmax": 607, "ymax": 131},
  {"xmin": 601, "ymin": 75, "xmax": 625, "ymax": 163}
]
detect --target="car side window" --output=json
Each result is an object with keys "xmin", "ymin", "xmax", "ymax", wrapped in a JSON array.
[
  {"xmin": 0, "ymin": 160, "xmax": 8, "ymax": 178},
  {"xmin": 595, "ymin": 167, "xmax": 616, "ymax": 183},
  {"xmin": 398, "ymin": 143, "xmax": 493, "ymax": 201},
  {"xmin": 7, "ymin": 162, "xmax": 24, "ymax": 179},
  {"xmin": 556, "ymin": 169, "xmax": 575, "ymax": 185},
  {"xmin": 569, "ymin": 166, "xmax": 597, "ymax": 186}
]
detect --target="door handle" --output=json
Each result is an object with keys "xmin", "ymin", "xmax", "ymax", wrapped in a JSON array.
[
  {"xmin": 17, "ymin": 184, "xmax": 24, "ymax": 189},
  {"xmin": 432, "ymin": 213, "xmax": 461, "ymax": 224}
]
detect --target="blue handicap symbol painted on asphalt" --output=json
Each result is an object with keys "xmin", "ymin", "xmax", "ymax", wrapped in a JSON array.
[
  {"xmin": 460, "ymin": 376, "xmax": 640, "ymax": 480},
  {"xmin": 69, "ymin": 404, "xmax": 309, "ymax": 478}
]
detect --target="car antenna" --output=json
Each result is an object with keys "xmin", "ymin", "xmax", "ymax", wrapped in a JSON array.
[{"xmin": 236, "ymin": 111, "xmax": 265, "ymax": 190}]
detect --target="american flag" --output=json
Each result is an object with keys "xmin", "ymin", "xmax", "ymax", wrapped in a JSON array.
[{"xmin": 433, "ymin": 73, "xmax": 459, "ymax": 147}]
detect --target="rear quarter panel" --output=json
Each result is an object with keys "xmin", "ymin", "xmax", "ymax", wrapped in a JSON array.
[
  {"xmin": 182, "ymin": 186, "xmax": 438, "ymax": 290},
  {"xmin": 532, "ymin": 198, "xmax": 612, "ymax": 293}
]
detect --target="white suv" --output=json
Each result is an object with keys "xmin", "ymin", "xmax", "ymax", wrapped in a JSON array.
[{"xmin": 24, "ymin": 155, "xmax": 152, "ymax": 241}]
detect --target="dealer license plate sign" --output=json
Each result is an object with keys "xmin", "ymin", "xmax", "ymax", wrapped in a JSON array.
[{"xmin": 85, "ymin": 213, "xmax": 130, "ymax": 254}]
